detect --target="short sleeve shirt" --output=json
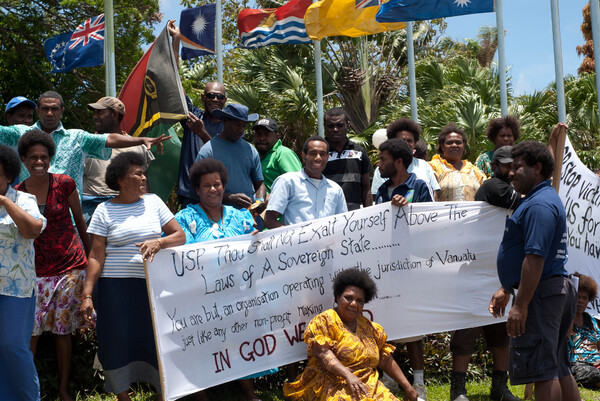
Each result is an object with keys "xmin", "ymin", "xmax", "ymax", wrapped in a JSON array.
[
  {"xmin": 175, "ymin": 204, "xmax": 255, "ymax": 244},
  {"xmin": 497, "ymin": 180, "xmax": 568, "ymax": 290},
  {"xmin": 0, "ymin": 187, "xmax": 47, "ymax": 297},
  {"xmin": 266, "ymin": 169, "xmax": 347, "ymax": 225},
  {"xmin": 375, "ymin": 173, "xmax": 433, "ymax": 204},
  {"xmin": 260, "ymin": 139, "xmax": 302, "ymax": 193},
  {"xmin": 323, "ymin": 140, "xmax": 373, "ymax": 210},
  {"xmin": 1, "ymin": 122, "xmax": 111, "ymax": 195},
  {"xmin": 87, "ymin": 194, "xmax": 174, "ymax": 278},
  {"xmin": 195, "ymin": 135, "xmax": 263, "ymax": 202}
]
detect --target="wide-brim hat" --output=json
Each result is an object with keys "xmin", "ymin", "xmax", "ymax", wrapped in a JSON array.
[
  {"xmin": 213, "ymin": 103, "xmax": 258, "ymax": 122},
  {"xmin": 6, "ymin": 96, "xmax": 36, "ymax": 113}
]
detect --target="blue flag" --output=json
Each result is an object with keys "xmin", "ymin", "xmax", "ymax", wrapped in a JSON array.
[
  {"xmin": 180, "ymin": 4, "xmax": 216, "ymax": 60},
  {"xmin": 376, "ymin": 0, "xmax": 494, "ymax": 23},
  {"xmin": 44, "ymin": 14, "xmax": 105, "ymax": 73}
]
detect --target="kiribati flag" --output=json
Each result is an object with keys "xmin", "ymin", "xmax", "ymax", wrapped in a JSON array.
[
  {"xmin": 44, "ymin": 14, "xmax": 105, "ymax": 73},
  {"xmin": 180, "ymin": 4, "xmax": 216, "ymax": 60},
  {"xmin": 376, "ymin": 0, "xmax": 494, "ymax": 23},
  {"xmin": 238, "ymin": 0, "xmax": 312, "ymax": 48}
]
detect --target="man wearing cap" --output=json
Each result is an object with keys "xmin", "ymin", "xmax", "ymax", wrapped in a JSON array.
[
  {"xmin": 195, "ymin": 103, "xmax": 266, "ymax": 209},
  {"xmin": 252, "ymin": 118, "xmax": 301, "ymax": 194},
  {"xmin": 5, "ymin": 96, "xmax": 36, "ymax": 126},
  {"xmin": 449, "ymin": 146, "xmax": 521, "ymax": 401},
  {"xmin": 0, "ymin": 91, "xmax": 169, "ymax": 196},
  {"xmin": 82, "ymin": 97, "xmax": 155, "ymax": 223}
]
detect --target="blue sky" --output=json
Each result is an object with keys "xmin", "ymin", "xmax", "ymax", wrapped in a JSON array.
[{"xmin": 157, "ymin": 0, "xmax": 589, "ymax": 96}]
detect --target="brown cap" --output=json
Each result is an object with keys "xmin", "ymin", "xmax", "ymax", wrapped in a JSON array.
[{"xmin": 87, "ymin": 96, "xmax": 125, "ymax": 116}]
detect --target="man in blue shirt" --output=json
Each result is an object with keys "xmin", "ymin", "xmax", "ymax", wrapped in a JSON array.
[
  {"xmin": 489, "ymin": 141, "xmax": 580, "ymax": 401},
  {"xmin": 195, "ymin": 103, "xmax": 266, "ymax": 209}
]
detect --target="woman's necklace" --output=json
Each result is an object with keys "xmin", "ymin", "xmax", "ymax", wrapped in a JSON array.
[{"xmin": 201, "ymin": 205, "xmax": 224, "ymax": 231}]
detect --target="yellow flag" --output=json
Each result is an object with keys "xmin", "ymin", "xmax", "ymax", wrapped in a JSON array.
[{"xmin": 304, "ymin": 0, "xmax": 406, "ymax": 40}]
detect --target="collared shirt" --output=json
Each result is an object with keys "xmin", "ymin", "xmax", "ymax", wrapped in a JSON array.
[
  {"xmin": 266, "ymin": 169, "xmax": 347, "ymax": 226},
  {"xmin": 371, "ymin": 158, "xmax": 440, "ymax": 196},
  {"xmin": 375, "ymin": 173, "xmax": 433, "ymax": 204},
  {"xmin": 0, "ymin": 187, "xmax": 47, "ymax": 298},
  {"xmin": 323, "ymin": 139, "xmax": 372, "ymax": 210},
  {"xmin": 177, "ymin": 96, "xmax": 223, "ymax": 200},
  {"xmin": 0, "ymin": 122, "xmax": 111, "ymax": 195},
  {"xmin": 497, "ymin": 180, "xmax": 568, "ymax": 291},
  {"xmin": 260, "ymin": 139, "xmax": 302, "ymax": 193},
  {"xmin": 196, "ymin": 135, "xmax": 264, "ymax": 203}
]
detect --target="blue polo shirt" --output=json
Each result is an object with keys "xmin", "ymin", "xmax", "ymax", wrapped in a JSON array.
[
  {"xmin": 497, "ymin": 180, "xmax": 568, "ymax": 291},
  {"xmin": 375, "ymin": 173, "xmax": 433, "ymax": 204},
  {"xmin": 195, "ymin": 135, "xmax": 263, "ymax": 203}
]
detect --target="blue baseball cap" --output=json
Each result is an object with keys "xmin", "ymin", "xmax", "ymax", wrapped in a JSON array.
[
  {"xmin": 212, "ymin": 103, "xmax": 258, "ymax": 122},
  {"xmin": 6, "ymin": 96, "xmax": 36, "ymax": 113}
]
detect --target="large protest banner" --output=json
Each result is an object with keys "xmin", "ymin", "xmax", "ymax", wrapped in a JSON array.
[
  {"xmin": 559, "ymin": 136, "xmax": 600, "ymax": 314},
  {"xmin": 146, "ymin": 202, "xmax": 510, "ymax": 400}
]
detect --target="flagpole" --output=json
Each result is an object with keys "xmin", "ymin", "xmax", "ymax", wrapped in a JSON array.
[
  {"xmin": 550, "ymin": 0, "xmax": 566, "ymax": 123},
  {"xmin": 312, "ymin": 0, "xmax": 324, "ymax": 137},
  {"xmin": 406, "ymin": 21, "xmax": 418, "ymax": 123},
  {"xmin": 495, "ymin": 0, "xmax": 507, "ymax": 116},
  {"xmin": 105, "ymin": 0, "xmax": 116, "ymax": 97},
  {"xmin": 216, "ymin": 0, "xmax": 223, "ymax": 83},
  {"xmin": 589, "ymin": 0, "xmax": 600, "ymax": 125}
]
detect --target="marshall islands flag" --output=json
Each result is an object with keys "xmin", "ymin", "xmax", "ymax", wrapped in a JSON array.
[
  {"xmin": 180, "ymin": 4, "xmax": 216, "ymax": 60},
  {"xmin": 376, "ymin": 0, "xmax": 494, "ymax": 23},
  {"xmin": 238, "ymin": 0, "xmax": 313, "ymax": 48}
]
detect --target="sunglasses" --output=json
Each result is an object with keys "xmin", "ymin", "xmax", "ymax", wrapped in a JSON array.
[{"xmin": 204, "ymin": 92, "xmax": 226, "ymax": 100}]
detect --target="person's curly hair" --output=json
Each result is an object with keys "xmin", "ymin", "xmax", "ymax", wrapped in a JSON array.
[
  {"xmin": 105, "ymin": 151, "xmax": 146, "ymax": 191},
  {"xmin": 414, "ymin": 139, "xmax": 429, "ymax": 160},
  {"xmin": 574, "ymin": 272, "xmax": 598, "ymax": 301},
  {"xmin": 485, "ymin": 115, "xmax": 521, "ymax": 144},
  {"xmin": 511, "ymin": 140, "xmax": 554, "ymax": 179},
  {"xmin": 0, "ymin": 145, "xmax": 21, "ymax": 184},
  {"xmin": 379, "ymin": 138, "xmax": 413, "ymax": 169},
  {"xmin": 333, "ymin": 267, "xmax": 377, "ymax": 303},
  {"xmin": 17, "ymin": 129, "xmax": 56, "ymax": 159},
  {"xmin": 189, "ymin": 158, "xmax": 229, "ymax": 191},
  {"xmin": 386, "ymin": 118, "xmax": 421, "ymax": 142},
  {"xmin": 436, "ymin": 123, "xmax": 467, "ymax": 156}
]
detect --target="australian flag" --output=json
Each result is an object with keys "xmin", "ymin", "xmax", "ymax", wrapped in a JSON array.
[
  {"xmin": 180, "ymin": 4, "xmax": 216, "ymax": 60},
  {"xmin": 44, "ymin": 14, "xmax": 105, "ymax": 73}
]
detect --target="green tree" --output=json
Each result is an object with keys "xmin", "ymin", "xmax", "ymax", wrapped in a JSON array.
[{"xmin": 0, "ymin": 0, "xmax": 160, "ymax": 129}]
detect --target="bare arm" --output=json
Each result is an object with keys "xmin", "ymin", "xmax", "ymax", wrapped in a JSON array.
[
  {"xmin": 507, "ymin": 254, "xmax": 545, "ymax": 337},
  {"xmin": 312, "ymin": 343, "xmax": 369, "ymax": 400},
  {"xmin": 68, "ymin": 189, "xmax": 90, "ymax": 254},
  {"xmin": 0, "ymin": 194, "xmax": 43, "ymax": 239},
  {"xmin": 105, "ymin": 133, "xmax": 171, "ymax": 154},
  {"xmin": 378, "ymin": 354, "xmax": 418, "ymax": 401},
  {"xmin": 489, "ymin": 286, "xmax": 511, "ymax": 318},
  {"xmin": 360, "ymin": 173, "xmax": 373, "ymax": 207},
  {"xmin": 136, "ymin": 218, "xmax": 185, "ymax": 262},
  {"xmin": 254, "ymin": 181, "xmax": 266, "ymax": 201},
  {"xmin": 80, "ymin": 234, "xmax": 106, "ymax": 322},
  {"xmin": 264, "ymin": 210, "xmax": 284, "ymax": 229},
  {"xmin": 167, "ymin": 20, "xmax": 181, "ymax": 69}
]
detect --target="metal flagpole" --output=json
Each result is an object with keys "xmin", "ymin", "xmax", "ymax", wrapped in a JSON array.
[
  {"xmin": 105, "ymin": 0, "xmax": 116, "ymax": 97},
  {"xmin": 313, "ymin": 0, "xmax": 324, "ymax": 137},
  {"xmin": 589, "ymin": 0, "xmax": 600, "ymax": 125},
  {"xmin": 550, "ymin": 0, "xmax": 566, "ymax": 123},
  {"xmin": 495, "ymin": 0, "xmax": 507, "ymax": 116},
  {"xmin": 406, "ymin": 21, "xmax": 418, "ymax": 123},
  {"xmin": 216, "ymin": 0, "xmax": 224, "ymax": 83}
]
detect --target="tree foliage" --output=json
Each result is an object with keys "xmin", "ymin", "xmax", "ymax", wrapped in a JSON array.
[
  {"xmin": 0, "ymin": 0, "xmax": 160, "ymax": 130},
  {"xmin": 576, "ymin": 1, "xmax": 595, "ymax": 74}
]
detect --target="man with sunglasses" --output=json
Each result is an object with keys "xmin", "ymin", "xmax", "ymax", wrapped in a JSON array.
[{"xmin": 169, "ymin": 20, "xmax": 227, "ymax": 208}]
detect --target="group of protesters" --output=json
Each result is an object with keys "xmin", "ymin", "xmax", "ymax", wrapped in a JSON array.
[{"xmin": 1, "ymin": 34, "xmax": 599, "ymax": 401}]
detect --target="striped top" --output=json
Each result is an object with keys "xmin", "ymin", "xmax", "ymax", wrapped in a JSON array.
[{"xmin": 87, "ymin": 194, "xmax": 174, "ymax": 278}]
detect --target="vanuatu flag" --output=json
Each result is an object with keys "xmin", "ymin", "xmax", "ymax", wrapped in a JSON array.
[{"xmin": 119, "ymin": 25, "xmax": 188, "ymax": 201}]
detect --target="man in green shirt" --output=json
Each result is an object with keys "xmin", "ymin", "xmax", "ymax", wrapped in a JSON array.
[{"xmin": 252, "ymin": 118, "xmax": 301, "ymax": 193}]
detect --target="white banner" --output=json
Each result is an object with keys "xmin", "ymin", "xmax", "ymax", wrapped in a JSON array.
[
  {"xmin": 559, "ymin": 136, "xmax": 600, "ymax": 314},
  {"xmin": 146, "ymin": 202, "xmax": 510, "ymax": 400}
]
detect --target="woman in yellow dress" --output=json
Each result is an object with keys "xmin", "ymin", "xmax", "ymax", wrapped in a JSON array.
[{"xmin": 284, "ymin": 268, "xmax": 417, "ymax": 401}]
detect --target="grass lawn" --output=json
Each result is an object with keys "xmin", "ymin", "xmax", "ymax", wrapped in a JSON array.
[{"xmin": 48, "ymin": 380, "xmax": 600, "ymax": 400}]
